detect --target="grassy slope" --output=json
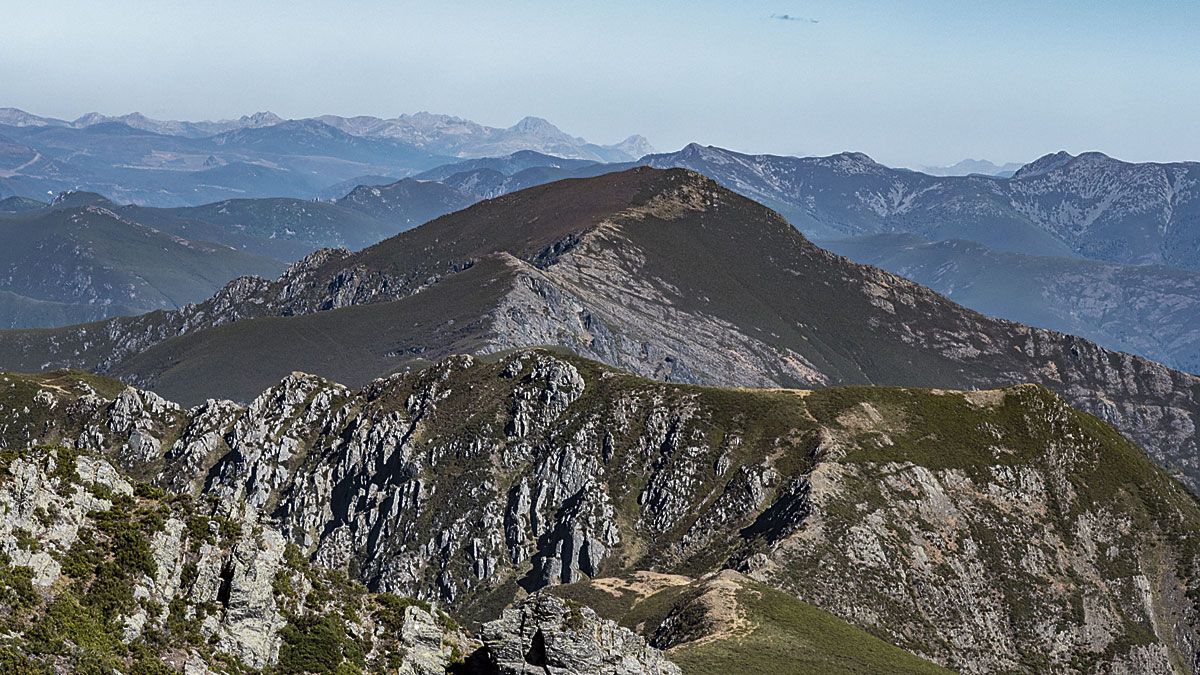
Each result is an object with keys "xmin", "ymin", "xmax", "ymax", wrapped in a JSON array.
[
  {"xmin": 548, "ymin": 575, "xmax": 951, "ymax": 675},
  {"xmin": 671, "ymin": 581, "xmax": 951, "ymax": 675},
  {"xmin": 0, "ymin": 289, "xmax": 142, "ymax": 328}
]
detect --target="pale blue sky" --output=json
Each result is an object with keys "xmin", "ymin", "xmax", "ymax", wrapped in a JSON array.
[{"xmin": 1, "ymin": 1, "xmax": 1196, "ymax": 166}]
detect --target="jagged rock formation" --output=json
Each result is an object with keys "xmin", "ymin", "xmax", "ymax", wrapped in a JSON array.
[
  {"xmin": 480, "ymin": 594, "xmax": 680, "ymax": 674},
  {"xmin": 0, "ymin": 351, "xmax": 1198, "ymax": 672},
  {"xmin": 1, "ymin": 168, "xmax": 1198, "ymax": 501},
  {"xmin": 0, "ymin": 407, "xmax": 471, "ymax": 672}
]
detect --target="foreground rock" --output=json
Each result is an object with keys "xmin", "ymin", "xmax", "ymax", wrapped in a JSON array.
[{"xmin": 481, "ymin": 594, "xmax": 680, "ymax": 675}]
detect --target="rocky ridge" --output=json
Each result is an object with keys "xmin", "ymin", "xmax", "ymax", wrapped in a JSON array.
[{"xmin": 0, "ymin": 350, "xmax": 1198, "ymax": 672}]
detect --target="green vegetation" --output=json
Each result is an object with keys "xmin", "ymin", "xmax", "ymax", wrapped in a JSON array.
[
  {"xmin": 275, "ymin": 615, "xmax": 366, "ymax": 675},
  {"xmin": 669, "ymin": 581, "xmax": 952, "ymax": 675}
]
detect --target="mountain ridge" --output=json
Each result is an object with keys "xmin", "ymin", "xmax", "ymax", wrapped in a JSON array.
[
  {"xmin": 1, "ymin": 348, "xmax": 1197, "ymax": 672},
  {"xmin": 0, "ymin": 167, "xmax": 1197, "ymax": 499}
]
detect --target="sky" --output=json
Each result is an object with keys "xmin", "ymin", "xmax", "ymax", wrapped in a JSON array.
[{"xmin": 1, "ymin": 0, "xmax": 1197, "ymax": 167}]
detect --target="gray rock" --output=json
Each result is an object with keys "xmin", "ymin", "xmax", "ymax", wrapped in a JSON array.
[{"xmin": 481, "ymin": 594, "xmax": 680, "ymax": 675}]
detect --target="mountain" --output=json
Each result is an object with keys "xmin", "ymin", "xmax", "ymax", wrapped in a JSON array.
[
  {"xmin": 334, "ymin": 178, "xmax": 476, "ymax": 227},
  {"xmin": 317, "ymin": 112, "xmax": 652, "ymax": 161},
  {"xmin": 70, "ymin": 110, "xmax": 283, "ymax": 137},
  {"xmin": 0, "ymin": 196, "xmax": 46, "ymax": 213},
  {"xmin": 0, "ymin": 108, "xmax": 70, "ymax": 128},
  {"xmin": 823, "ymin": 233, "xmax": 1200, "ymax": 374},
  {"xmin": 0, "ymin": 168, "xmax": 1197, "ymax": 497},
  {"xmin": 413, "ymin": 149, "xmax": 600, "ymax": 182},
  {"xmin": 160, "ymin": 198, "xmax": 408, "ymax": 258},
  {"xmin": 918, "ymin": 158, "xmax": 1024, "ymax": 176},
  {"xmin": 641, "ymin": 145, "xmax": 1200, "ymax": 269},
  {"xmin": 315, "ymin": 174, "xmax": 399, "ymax": 201},
  {"xmin": 0, "ymin": 107, "xmax": 650, "ymax": 206},
  {"xmin": 1, "ymin": 351, "xmax": 1197, "ymax": 672},
  {"xmin": 208, "ymin": 119, "xmax": 445, "ymax": 170},
  {"xmin": 0, "ymin": 195, "xmax": 282, "ymax": 326}
]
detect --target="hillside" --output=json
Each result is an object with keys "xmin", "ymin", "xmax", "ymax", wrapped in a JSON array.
[
  {"xmin": 0, "ymin": 167, "xmax": 1196, "ymax": 496},
  {"xmin": 162, "ymin": 198, "xmax": 407, "ymax": 257},
  {"xmin": 824, "ymin": 233, "xmax": 1200, "ymax": 373},
  {"xmin": 0, "ymin": 200, "xmax": 281, "ymax": 323},
  {"xmin": 0, "ymin": 351, "xmax": 1197, "ymax": 672},
  {"xmin": 547, "ymin": 571, "xmax": 951, "ymax": 675},
  {"xmin": 334, "ymin": 178, "xmax": 475, "ymax": 227}
]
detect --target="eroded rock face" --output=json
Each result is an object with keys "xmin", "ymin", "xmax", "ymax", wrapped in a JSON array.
[
  {"xmin": 4, "ymin": 351, "xmax": 1200, "ymax": 673},
  {"xmin": 481, "ymin": 594, "xmax": 681, "ymax": 675},
  {"xmin": 0, "ymin": 441, "xmax": 471, "ymax": 673}
]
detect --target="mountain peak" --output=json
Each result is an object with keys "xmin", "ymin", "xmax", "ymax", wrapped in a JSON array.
[
  {"xmin": 612, "ymin": 134, "xmax": 655, "ymax": 157},
  {"xmin": 1013, "ymin": 150, "xmax": 1076, "ymax": 178},
  {"xmin": 239, "ymin": 111, "xmax": 283, "ymax": 127},
  {"xmin": 510, "ymin": 116, "xmax": 563, "ymax": 135},
  {"xmin": 50, "ymin": 190, "xmax": 112, "ymax": 208}
]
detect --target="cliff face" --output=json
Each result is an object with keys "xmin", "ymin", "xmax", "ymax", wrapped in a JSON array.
[{"xmin": 1, "ymin": 351, "xmax": 1198, "ymax": 673}]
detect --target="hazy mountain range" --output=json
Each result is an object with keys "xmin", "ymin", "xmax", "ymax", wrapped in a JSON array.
[
  {"xmin": 0, "ymin": 107, "xmax": 651, "ymax": 206},
  {"xmin": 7, "ymin": 140, "xmax": 1200, "ymax": 377},
  {"xmin": 917, "ymin": 158, "xmax": 1024, "ymax": 176}
]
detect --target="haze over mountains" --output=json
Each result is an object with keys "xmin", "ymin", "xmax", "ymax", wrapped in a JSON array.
[
  {"xmin": 917, "ymin": 158, "xmax": 1024, "ymax": 177},
  {"xmin": 0, "ymin": 107, "xmax": 651, "ymax": 206}
]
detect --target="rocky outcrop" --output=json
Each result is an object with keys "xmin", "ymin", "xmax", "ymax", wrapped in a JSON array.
[
  {"xmin": 0, "ymin": 440, "xmax": 471, "ymax": 673},
  {"xmin": 480, "ymin": 594, "xmax": 680, "ymax": 675},
  {"xmin": 2, "ymin": 351, "xmax": 1198, "ymax": 673}
]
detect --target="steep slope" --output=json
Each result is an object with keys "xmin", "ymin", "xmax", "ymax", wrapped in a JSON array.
[
  {"xmin": 0, "ymin": 390, "xmax": 475, "ymax": 672},
  {"xmin": 0, "ymin": 168, "xmax": 1197, "ymax": 494},
  {"xmin": 1, "ymin": 351, "xmax": 1198, "ymax": 673},
  {"xmin": 824, "ymin": 233, "xmax": 1200, "ymax": 373}
]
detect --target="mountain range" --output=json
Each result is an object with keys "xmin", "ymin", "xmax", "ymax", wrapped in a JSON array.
[
  {"xmin": 0, "ymin": 168, "xmax": 1195, "ymax": 498},
  {"xmin": 823, "ymin": 233, "xmax": 1200, "ymax": 373},
  {"xmin": 0, "ymin": 108, "xmax": 651, "ymax": 207},
  {"xmin": 0, "ymin": 193, "xmax": 282, "ymax": 327},
  {"xmin": 2, "ymin": 148, "xmax": 1200, "ymax": 672},
  {"xmin": 917, "ymin": 158, "xmax": 1024, "ymax": 177},
  {"xmin": 2, "ymin": 339, "xmax": 1197, "ymax": 672}
]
